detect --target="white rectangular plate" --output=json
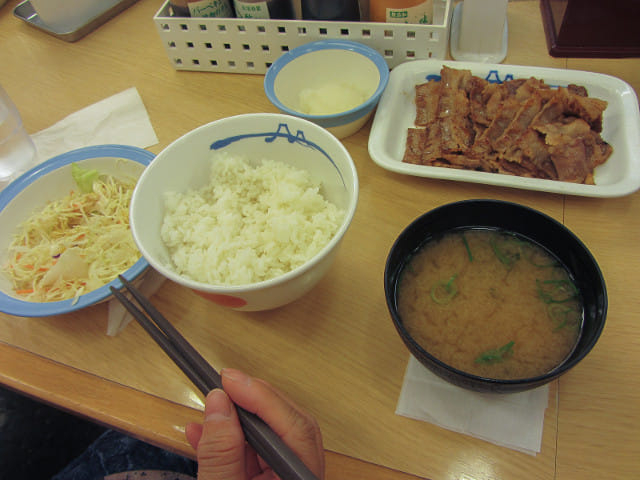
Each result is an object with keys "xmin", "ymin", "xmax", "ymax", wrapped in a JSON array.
[{"xmin": 368, "ymin": 60, "xmax": 640, "ymax": 197}]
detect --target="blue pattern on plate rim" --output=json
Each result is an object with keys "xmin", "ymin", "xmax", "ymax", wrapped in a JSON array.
[
  {"xmin": 425, "ymin": 69, "xmax": 564, "ymax": 88},
  {"xmin": 210, "ymin": 122, "xmax": 346, "ymax": 187}
]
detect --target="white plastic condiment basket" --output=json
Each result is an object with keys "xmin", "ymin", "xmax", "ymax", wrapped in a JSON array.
[{"xmin": 152, "ymin": 0, "xmax": 452, "ymax": 74}]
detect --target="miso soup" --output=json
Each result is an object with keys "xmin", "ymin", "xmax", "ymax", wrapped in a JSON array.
[{"xmin": 398, "ymin": 228, "xmax": 583, "ymax": 380}]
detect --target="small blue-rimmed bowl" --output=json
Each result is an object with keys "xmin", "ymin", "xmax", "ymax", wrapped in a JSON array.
[
  {"xmin": 130, "ymin": 113, "xmax": 358, "ymax": 311},
  {"xmin": 0, "ymin": 145, "xmax": 154, "ymax": 317},
  {"xmin": 264, "ymin": 40, "xmax": 389, "ymax": 139}
]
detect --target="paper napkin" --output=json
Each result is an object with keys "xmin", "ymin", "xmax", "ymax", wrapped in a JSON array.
[
  {"xmin": 31, "ymin": 87, "xmax": 159, "ymax": 162},
  {"xmin": 396, "ymin": 356, "xmax": 549, "ymax": 455},
  {"xmin": 29, "ymin": 87, "xmax": 164, "ymax": 335},
  {"xmin": 106, "ymin": 268, "xmax": 167, "ymax": 337}
]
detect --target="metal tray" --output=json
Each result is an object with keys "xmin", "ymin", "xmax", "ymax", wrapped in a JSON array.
[{"xmin": 13, "ymin": 0, "xmax": 138, "ymax": 42}]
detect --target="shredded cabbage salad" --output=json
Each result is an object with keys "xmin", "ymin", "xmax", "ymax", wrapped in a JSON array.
[{"xmin": 3, "ymin": 163, "xmax": 140, "ymax": 303}]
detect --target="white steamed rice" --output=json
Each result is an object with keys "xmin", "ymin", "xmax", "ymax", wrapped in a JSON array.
[{"xmin": 160, "ymin": 152, "xmax": 344, "ymax": 286}]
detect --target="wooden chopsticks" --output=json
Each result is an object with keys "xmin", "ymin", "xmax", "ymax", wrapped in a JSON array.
[{"xmin": 110, "ymin": 275, "xmax": 320, "ymax": 480}]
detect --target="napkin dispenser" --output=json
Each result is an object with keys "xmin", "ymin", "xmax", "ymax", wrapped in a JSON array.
[{"xmin": 540, "ymin": 0, "xmax": 640, "ymax": 57}]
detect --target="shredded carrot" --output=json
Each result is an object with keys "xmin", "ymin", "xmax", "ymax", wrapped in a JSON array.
[{"xmin": 4, "ymin": 172, "xmax": 138, "ymax": 302}]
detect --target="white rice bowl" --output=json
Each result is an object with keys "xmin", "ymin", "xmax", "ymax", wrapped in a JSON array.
[{"xmin": 130, "ymin": 113, "xmax": 358, "ymax": 311}]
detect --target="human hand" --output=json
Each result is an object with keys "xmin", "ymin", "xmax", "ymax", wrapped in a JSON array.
[{"xmin": 185, "ymin": 368, "xmax": 325, "ymax": 480}]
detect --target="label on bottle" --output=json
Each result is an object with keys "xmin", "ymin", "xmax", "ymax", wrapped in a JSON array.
[
  {"xmin": 188, "ymin": 0, "xmax": 233, "ymax": 18},
  {"xmin": 234, "ymin": 0, "xmax": 271, "ymax": 18},
  {"xmin": 385, "ymin": 0, "xmax": 433, "ymax": 24}
]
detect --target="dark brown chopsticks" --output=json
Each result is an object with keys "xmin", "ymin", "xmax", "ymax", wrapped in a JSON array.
[{"xmin": 110, "ymin": 275, "xmax": 320, "ymax": 480}]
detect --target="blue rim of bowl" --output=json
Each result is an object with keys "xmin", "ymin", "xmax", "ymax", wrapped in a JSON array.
[
  {"xmin": 0, "ymin": 145, "xmax": 154, "ymax": 317},
  {"xmin": 264, "ymin": 40, "xmax": 390, "ymax": 128},
  {"xmin": 130, "ymin": 113, "xmax": 360, "ymax": 295}
]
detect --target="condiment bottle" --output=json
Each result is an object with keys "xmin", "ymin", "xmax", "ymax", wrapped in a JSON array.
[
  {"xmin": 369, "ymin": 0, "xmax": 433, "ymax": 23},
  {"xmin": 233, "ymin": 0, "xmax": 294, "ymax": 19},
  {"xmin": 170, "ymin": 0, "xmax": 234, "ymax": 17},
  {"xmin": 300, "ymin": 0, "xmax": 360, "ymax": 21},
  {"xmin": 169, "ymin": 0, "xmax": 191, "ymax": 16}
]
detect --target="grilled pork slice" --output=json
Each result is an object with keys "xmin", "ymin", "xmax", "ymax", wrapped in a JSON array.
[
  {"xmin": 536, "ymin": 118, "xmax": 613, "ymax": 184},
  {"xmin": 440, "ymin": 65, "xmax": 472, "ymax": 90},
  {"xmin": 438, "ymin": 87, "xmax": 475, "ymax": 154},
  {"xmin": 493, "ymin": 93, "xmax": 545, "ymax": 155},
  {"xmin": 404, "ymin": 66, "xmax": 612, "ymax": 184},
  {"xmin": 404, "ymin": 128, "xmax": 426, "ymax": 165},
  {"xmin": 531, "ymin": 87, "xmax": 608, "ymax": 132},
  {"xmin": 415, "ymin": 82, "xmax": 440, "ymax": 126}
]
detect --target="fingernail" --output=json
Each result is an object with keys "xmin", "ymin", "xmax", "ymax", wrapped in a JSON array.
[
  {"xmin": 221, "ymin": 368, "xmax": 251, "ymax": 386},
  {"xmin": 204, "ymin": 389, "xmax": 232, "ymax": 421}
]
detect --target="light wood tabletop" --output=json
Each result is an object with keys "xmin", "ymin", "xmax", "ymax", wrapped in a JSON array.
[{"xmin": 1, "ymin": 1, "xmax": 639, "ymax": 479}]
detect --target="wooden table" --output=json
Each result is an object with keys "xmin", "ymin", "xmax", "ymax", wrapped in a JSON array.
[{"xmin": 1, "ymin": 1, "xmax": 639, "ymax": 479}]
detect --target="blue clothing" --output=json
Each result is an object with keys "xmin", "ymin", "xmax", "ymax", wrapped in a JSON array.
[{"xmin": 52, "ymin": 430, "xmax": 197, "ymax": 480}]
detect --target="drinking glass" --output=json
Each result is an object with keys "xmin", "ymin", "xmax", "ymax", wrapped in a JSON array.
[{"xmin": 0, "ymin": 85, "xmax": 36, "ymax": 191}]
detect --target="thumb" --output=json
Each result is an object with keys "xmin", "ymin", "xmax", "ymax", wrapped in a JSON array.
[{"xmin": 196, "ymin": 389, "xmax": 246, "ymax": 480}]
